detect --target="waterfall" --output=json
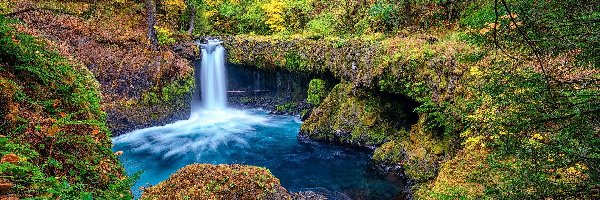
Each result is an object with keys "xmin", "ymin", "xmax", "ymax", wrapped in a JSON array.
[{"xmin": 194, "ymin": 39, "xmax": 227, "ymax": 111}]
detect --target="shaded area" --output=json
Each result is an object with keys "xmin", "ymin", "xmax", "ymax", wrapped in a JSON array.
[{"xmin": 226, "ymin": 63, "xmax": 334, "ymax": 115}]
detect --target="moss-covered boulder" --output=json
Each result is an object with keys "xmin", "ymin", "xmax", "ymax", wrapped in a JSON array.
[
  {"xmin": 141, "ymin": 164, "xmax": 292, "ymax": 200},
  {"xmin": 300, "ymin": 82, "xmax": 414, "ymax": 147},
  {"xmin": 373, "ymin": 114, "xmax": 455, "ymax": 183}
]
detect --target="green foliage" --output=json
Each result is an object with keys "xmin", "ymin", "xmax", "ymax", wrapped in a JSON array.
[
  {"xmin": 469, "ymin": 62, "xmax": 599, "ymax": 198},
  {"xmin": 0, "ymin": 1, "xmax": 12, "ymax": 14},
  {"xmin": 306, "ymin": 13, "xmax": 337, "ymax": 38},
  {"xmin": 282, "ymin": 0, "xmax": 312, "ymax": 31},
  {"xmin": 306, "ymin": 79, "xmax": 328, "ymax": 105},
  {"xmin": 368, "ymin": 1, "xmax": 401, "ymax": 32},
  {"xmin": 141, "ymin": 73, "xmax": 194, "ymax": 105},
  {"xmin": 0, "ymin": 16, "xmax": 133, "ymax": 199},
  {"xmin": 154, "ymin": 26, "xmax": 176, "ymax": 45},
  {"xmin": 237, "ymin": 2, "xmax": 269, "ymax": 34},
  {"xmin": 454, "ymin": 1, "xmax": 600, "ymax": 197},
  {"xmin": 275, "ymin": 102, "xmax": 296, "ymax": 113},
  {"xmin": 191, "ymin": 0, "xmax": 271, "ymax": 35}
]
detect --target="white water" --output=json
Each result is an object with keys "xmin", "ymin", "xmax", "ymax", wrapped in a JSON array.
[
  {"xmin": 198, "ymin": 39, "xmax": 227, "ymax": 110},
  {"xmin": 112, "ymin": 39, "xmax": 403, "ymax": 199}
]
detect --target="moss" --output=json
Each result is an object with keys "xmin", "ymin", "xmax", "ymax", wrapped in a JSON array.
[
  {"xmin": 372, "ymin": 139, "xmax": 405, "ymax": 164},
  {"xmin": 301, "ymin": 82, "xmax": 409, "ymax": 147},
  {"xmin": 0, "ymin": 16, "xmax": 131, "ymax": 199},
  {"xmin": 372, "ymin": 113, "xmax": 455, "ymax": 185},
  {"xmin": 414, "ymin": 148, "xmax": 491, "ymax": 200},
  {"xmin": 275, "ymin": 102, "xmax": 296, "ymax": 113},
  {"xmin": 283, "ymin": 51, "xmax": 309, "ymax": 71},
  {"xmin": 141, "ymin": 164, "xmax": 291, "ymax": 200},
  {"xmin": 306, "ymin": 79, "xmax": 329, "ymax": 105},
  {"xmin": 140, "ymin": 73, "xmax": 194, "ymax": 106}
]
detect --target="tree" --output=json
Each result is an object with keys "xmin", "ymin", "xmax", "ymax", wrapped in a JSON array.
[
  {"xmin": 186, "ymin": 0, "xmax": 195, "ymax": 35},
  {"xmin": 145, "ymin": 0, "xmax": 159, "ymax": 50}
]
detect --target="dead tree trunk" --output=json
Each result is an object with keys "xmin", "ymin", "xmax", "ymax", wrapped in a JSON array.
[{"xmin": 146, "ymin": 0, "xmax": 159, "ymax": 50}]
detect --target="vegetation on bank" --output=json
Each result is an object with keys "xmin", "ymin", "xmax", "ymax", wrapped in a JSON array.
[
  {"xmin": 2, "ymin": 0, "xmax": 196, "ymax": 136},
  {"xmin": 0, "ymin": 16, "xmax": 132, "ymax": 199}
]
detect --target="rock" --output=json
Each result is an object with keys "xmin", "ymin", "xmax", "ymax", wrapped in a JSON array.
[
  {"xmin": 141, "ymin": 164, "xmax": 292, "ymax": 200},
  {"xmin": 173, "ymin": 41, "xmax": 198, "ymax": 60},
  {"xmin": 291, "ymin": 191, "xmax": 328, "ymax": 200},
  {"xmin": 114, "ymin": 151, "xmax": 123, "ymax": 156}
]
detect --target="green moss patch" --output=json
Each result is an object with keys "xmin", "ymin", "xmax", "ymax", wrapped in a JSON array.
[{"xmin": 301, "ymin": 82, "xmax": 414, "ymax": 147}]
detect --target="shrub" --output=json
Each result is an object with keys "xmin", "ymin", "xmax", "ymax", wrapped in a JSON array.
[
  {"xmin": 263, "ymin": 0, "xmax": 286, "ymax": 32},
  {"xmin": 306, "ymin": 79, "xmax": 328, "ymax": 105},
  {"xmin": 306, "ymin": 13, "xmax": 337, "ymax": 37},
  {"xmin": 154, "ymin": 26, "xmax": 176, "ymax": 45}
]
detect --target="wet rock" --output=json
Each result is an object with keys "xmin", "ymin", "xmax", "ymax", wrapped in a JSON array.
[{"xmin": 291, "ymin": 191, "xmax": 328, "ymax": 200}]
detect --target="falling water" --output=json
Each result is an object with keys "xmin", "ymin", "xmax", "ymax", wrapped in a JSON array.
[
  {"xmin": 195, "ymin": 39, "xmax": 227, "ymax": 111},
  {"xmin": 113, "ymin": 39, "xmax": 404, "ymax": 199}
]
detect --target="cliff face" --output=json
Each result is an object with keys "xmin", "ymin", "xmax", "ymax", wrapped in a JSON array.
[
  {"xmin": 0, "ymin": 16, "xmax": 130, "ymax": 198},
  {"xmin": 8, "ymin": 0, "xmax": 196, "ymax": 136},
  {"xmin": 221, "ymin": 34, "xmax": 482, "ymax": 197},
  {"xmin": 0, "ymin": 0, "xmax": 198, "ymax": 198}
]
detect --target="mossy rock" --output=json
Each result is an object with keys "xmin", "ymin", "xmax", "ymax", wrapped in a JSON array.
[
  {"xmin": 373, "ymin": 113, "xmax": 454, "ymax": 183},
  {"xmin": 300, "ymin": 82, "xmax": 409, "ymax": 147},
  {"xmin": 413, "ymin": 148, "xmax": 490, "ymax": 200},
  {"xmin": 141, "ymin": 164, "xmax": 292, "ymax": 200}
]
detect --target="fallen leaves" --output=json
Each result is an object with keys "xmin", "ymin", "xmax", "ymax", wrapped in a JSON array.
[{"xmin": 1, "ymin": 153, "xmax": 20, "ymax": 164}]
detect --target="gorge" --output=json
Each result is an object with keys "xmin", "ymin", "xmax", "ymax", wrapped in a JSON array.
[
  {"xmin": 0, "ymin": 1, "xmax": 597, "ymax": 199},
  {"xmin": 113, "ymin": 39, "xmax": 406, "ymax": 199}
]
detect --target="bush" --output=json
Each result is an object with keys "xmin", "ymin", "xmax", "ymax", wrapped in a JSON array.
[
  {"xmin": 154, "ymin": 26, "xmax": 176, "ymax": 45},
  {"xmin": 306, "ymin": 79, "xmax": 328, "ymax": 105},
  {"xmin": 306, "ymin": 13, "xmax": 337, "ymax": 37},
  {"xmin": 263, "ymin": 0, "xmax": 286, "ymax": 32}
]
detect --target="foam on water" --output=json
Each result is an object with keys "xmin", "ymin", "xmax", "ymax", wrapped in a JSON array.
[
  {"xmin": 112, "ymin": 39, "xmax": 403, "ymax": 199},
  {"xmin": 112, "ymin": 109, "xmax": 403, "ymax": 199}
]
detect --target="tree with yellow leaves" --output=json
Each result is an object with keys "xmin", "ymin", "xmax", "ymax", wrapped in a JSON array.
[{"xmin": 262, "ymin": 0, "xmax": 285, "ymax": 32}]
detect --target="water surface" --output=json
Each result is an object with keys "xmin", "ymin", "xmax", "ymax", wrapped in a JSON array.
[{"xmin": 112, "ymin": 109, "xmax": 402, "ymax": 199}]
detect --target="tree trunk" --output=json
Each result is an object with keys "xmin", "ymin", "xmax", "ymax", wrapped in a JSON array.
[
  {"xmin": 146, "ymin": 0, "xmax": 159, "ymax": 50},
  {"xmin": 187, "ymin": 0, "xmax": 196, "ymax": 35}
]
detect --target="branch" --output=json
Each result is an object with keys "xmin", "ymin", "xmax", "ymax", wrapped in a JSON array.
[
  {"xmin": 492, "ymin": 0, "xmax": 519, "ymax": 61},
  {"xmin": 500, "ymin": 0, "xmax": 556, "ymax": 102}
]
